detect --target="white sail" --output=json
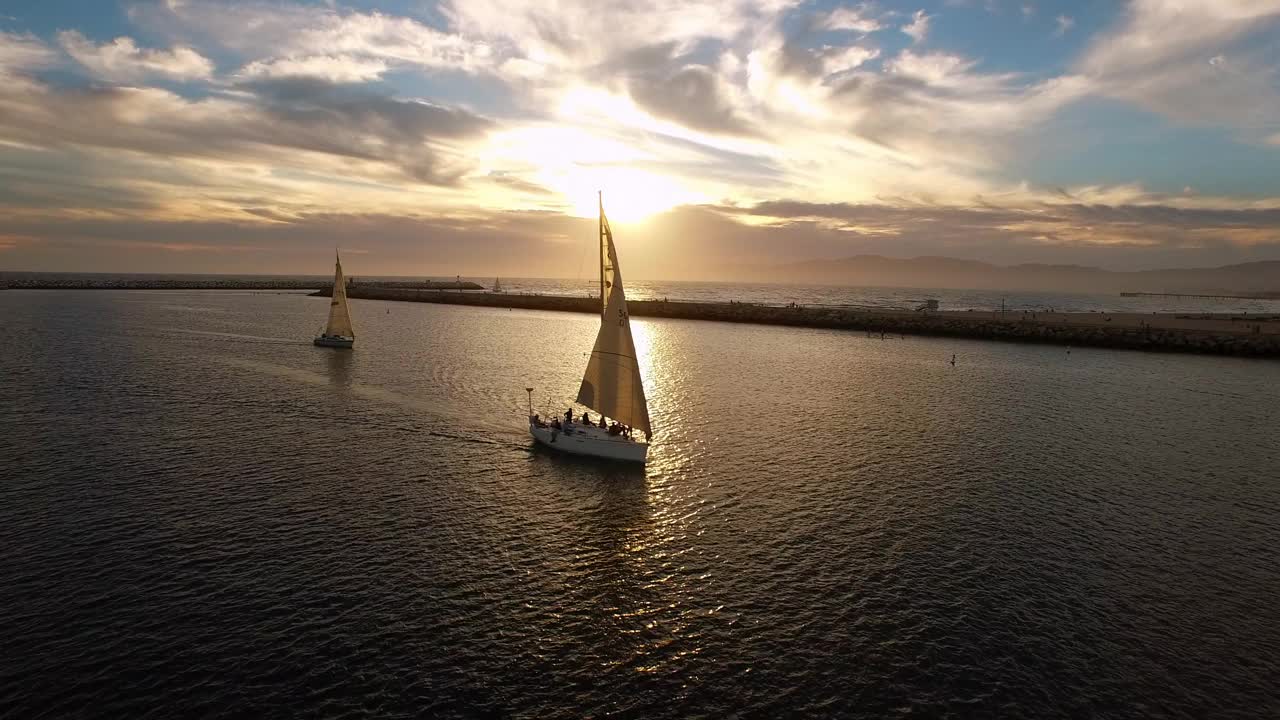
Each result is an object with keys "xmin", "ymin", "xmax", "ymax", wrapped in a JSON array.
[
  {"xmin": 324, "ymin": 252, "xmax": 355, "ymax": 338},
  {"xmin": 575, "ymin": 197, "xmax": 652, "ymax": 436},
  {"xmin": 493, "ymin": 277, "xmax": 503, "ymax": 293}
]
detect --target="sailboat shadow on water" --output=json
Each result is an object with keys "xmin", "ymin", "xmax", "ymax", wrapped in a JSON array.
[
  {"xmin": 527, "ymin": 193, "xmax": 653, "ymax": 464},
  {"xmin": 324, "ymin": 345, "xmax": 355, "ymax": 387},
  {"xmin": 526, "ymin": 434, "xmax": 652, "ymax": 472}
]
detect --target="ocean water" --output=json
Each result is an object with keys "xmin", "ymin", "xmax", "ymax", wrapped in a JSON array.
[{"xmin": 2, "ymin": 289, "xmax": 1278, "ymax": 718}]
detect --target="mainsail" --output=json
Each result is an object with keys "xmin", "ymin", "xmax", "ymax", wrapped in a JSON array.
[
  {"xmin": 325, "ymin": 252, "xmax": 355, "ymax": 338},
  {"xmin": 576, "ymin": 195, "xmax": 652, "ymax": 436}
]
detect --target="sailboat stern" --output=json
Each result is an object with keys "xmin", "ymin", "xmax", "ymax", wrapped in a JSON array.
[{"xmin": 313, "ymin": 335, "xmax": 354, "ymax": 348}]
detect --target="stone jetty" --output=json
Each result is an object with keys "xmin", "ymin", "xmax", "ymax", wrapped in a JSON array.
[{"xmin": 313, "ymin": 286, "xmax": 1280, "ymax": 358}]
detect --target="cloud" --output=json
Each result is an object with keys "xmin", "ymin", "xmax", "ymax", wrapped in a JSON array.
[
  {"xmin": 902, "ymin": 10, "xmax": 931, "ymax": 43},
  {"xmin": 0, "ymin": 70, "xmax": 493, "ymax": 189},
  {"xmin": 134, "ymin": 0, "xmax": 494, "ymax": 73},
  {"xmin": 486, "ymin": 172, "xmax": 553, "ymax": 195},
  {"xmin": 0, "ymin": 31, "xmax": 56, "ymax": 75},
  {"xmin": 58, "ymin": 31, "xmax": 213, "ymax": 81},
  {"xmin": 0, "ymin": 208, "xmax": 602, "ymax": 275},
  {"xmin": 0, "ymin": 233, "xmax": 41, "ymax": 251},
  {"xmin": 627, "ymin": 62, "xmax": 758, "ymax": 137},
  {"xmin": 817, "ymin": 45, "xmax": 880, "ymax": 76},
  {"xmin": 1077, "ymin": 0, "xmax": 1280, "ymax": 133},
  {"xmin": 445, "ymin": 0, "xmax": 794, "ymax": 67},
  {"xmin": 238, "ymin": 55, "xmax": 390, "ymax": 83},
  {"xmin": 710, "ymin": 196, "xmax": 1280, "ymax": 266},
  {"xmin": 822, "ymin": 5, "xmax": 882, "ymax": 33},
  {"xmin": 827, "ymin": 51, "xmax": 1090, "ymax": 166},
  {"xmin": 1054, "ymin": 14, "xmax": 1074, "ymax": 35},
  {"xmin": 5, "ymin": 179, "xmax": 1280, "ymax": 275},
  {"xmin": 5, "ymin": 0, "xmax": 1280, "ymax": 277},
  {"xmin": 597, "ymin": 43, "xmax": 759, "ymax": 137}
]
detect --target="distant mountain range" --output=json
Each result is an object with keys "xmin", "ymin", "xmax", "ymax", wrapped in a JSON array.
[{"xmin": 738, "ymin": 256, "xmax": 1280, "ymax": 295}]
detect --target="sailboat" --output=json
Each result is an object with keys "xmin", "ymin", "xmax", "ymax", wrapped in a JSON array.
[
  {"xmin": 527, "ymin": 193, "xmax": 651, "ymax": 463},
  {"xmin": 314, "ymin": 250, "xmax": 355, "ymax": 349},
  {"xmin": 493, "ymin": 277, "xmax": 503, "ymax": 293}
]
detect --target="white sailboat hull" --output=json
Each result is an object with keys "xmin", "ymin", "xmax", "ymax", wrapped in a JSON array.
[
  {"xmin": 529, "ymin": 419, "xmax": 648, "ymax": 463},
  {"xmin": 314, "ymin": 335, "xmax": 354, "ymax": 348}
]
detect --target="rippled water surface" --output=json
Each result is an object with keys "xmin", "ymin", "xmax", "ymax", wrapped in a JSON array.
[{"xmin": 2, "ymin": 290, "xmax": 1279, "ymax": 718}]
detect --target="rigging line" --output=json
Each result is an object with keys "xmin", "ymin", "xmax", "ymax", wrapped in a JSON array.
[
  {"xmin": 588, "ymin": 350, "xmax": 639, "ymax": 361},
  {"xmin": 587, "ymin": 359, "xmax": 641, "ymax": 375}
]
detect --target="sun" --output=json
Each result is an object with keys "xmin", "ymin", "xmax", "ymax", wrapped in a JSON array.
[
  {"xmin": 556, "ymin": 167, "xmax": 704, "ymax": 223},
  {"xmin": 483, "ymin": 125, "xmax": 706, "ymax": 222}
]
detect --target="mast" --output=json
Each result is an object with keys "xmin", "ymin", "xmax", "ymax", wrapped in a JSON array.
[
  {"xmin": 598, "ymin": 191, "xmax": 605, "ymax": 317},
  {"xmin": 575, "ymin": 194, "xmax": 652, "ymax": 437}
]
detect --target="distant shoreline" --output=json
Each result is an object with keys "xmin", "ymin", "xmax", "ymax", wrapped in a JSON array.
[
  {"xmin": 1, "ymin": 278, "xmax": 483, "ymax": 291},
  {"xmin": 312, "ymin": 286, "xmax": 1280, "ymax": 359}
]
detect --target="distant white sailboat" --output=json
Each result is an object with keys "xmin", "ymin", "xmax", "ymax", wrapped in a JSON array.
[
  {"xmin": 493, "ymin": 277, "xmax": 503, "ymax": 293},
  {"xmin": 528, "ymin": 193, "xmax": 651, "ymax": 463},
  {"xmin": 314, "ymin": 250, "xmax": 355, "ymax": 349}
]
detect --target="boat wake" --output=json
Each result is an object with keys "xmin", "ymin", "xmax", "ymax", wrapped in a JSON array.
[
  {"xmin": 159, "ymin": 304, "xmax": 229, "ymax": 314},
  {"xmin": 424, "ymin": 429, "xmax": 522, "ymax": 449},
  {"xmin": 163, "ymin": 328, "xmax": 303, "ymax": 344},
  {"xmin": 220, "ymin": 357, "xmax": 529, "ymax": 447}
]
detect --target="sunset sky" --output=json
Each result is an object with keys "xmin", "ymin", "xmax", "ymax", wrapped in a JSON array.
[{"xmin": 2, "ymin": 0, "xmax": 1279, "ymax": 278}]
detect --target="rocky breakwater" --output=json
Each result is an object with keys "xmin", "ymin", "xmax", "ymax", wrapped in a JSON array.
[
  {"xmin": 317, "ymin": 287, "xmax": 1280, "ymax": 358},
  {"xmin": 318, "ymin": 286, "xmax": 594, "ymax": 312},
  {"xmin": 641, "ymin": 303, "xmax": 1280, "ymax": 357}
]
